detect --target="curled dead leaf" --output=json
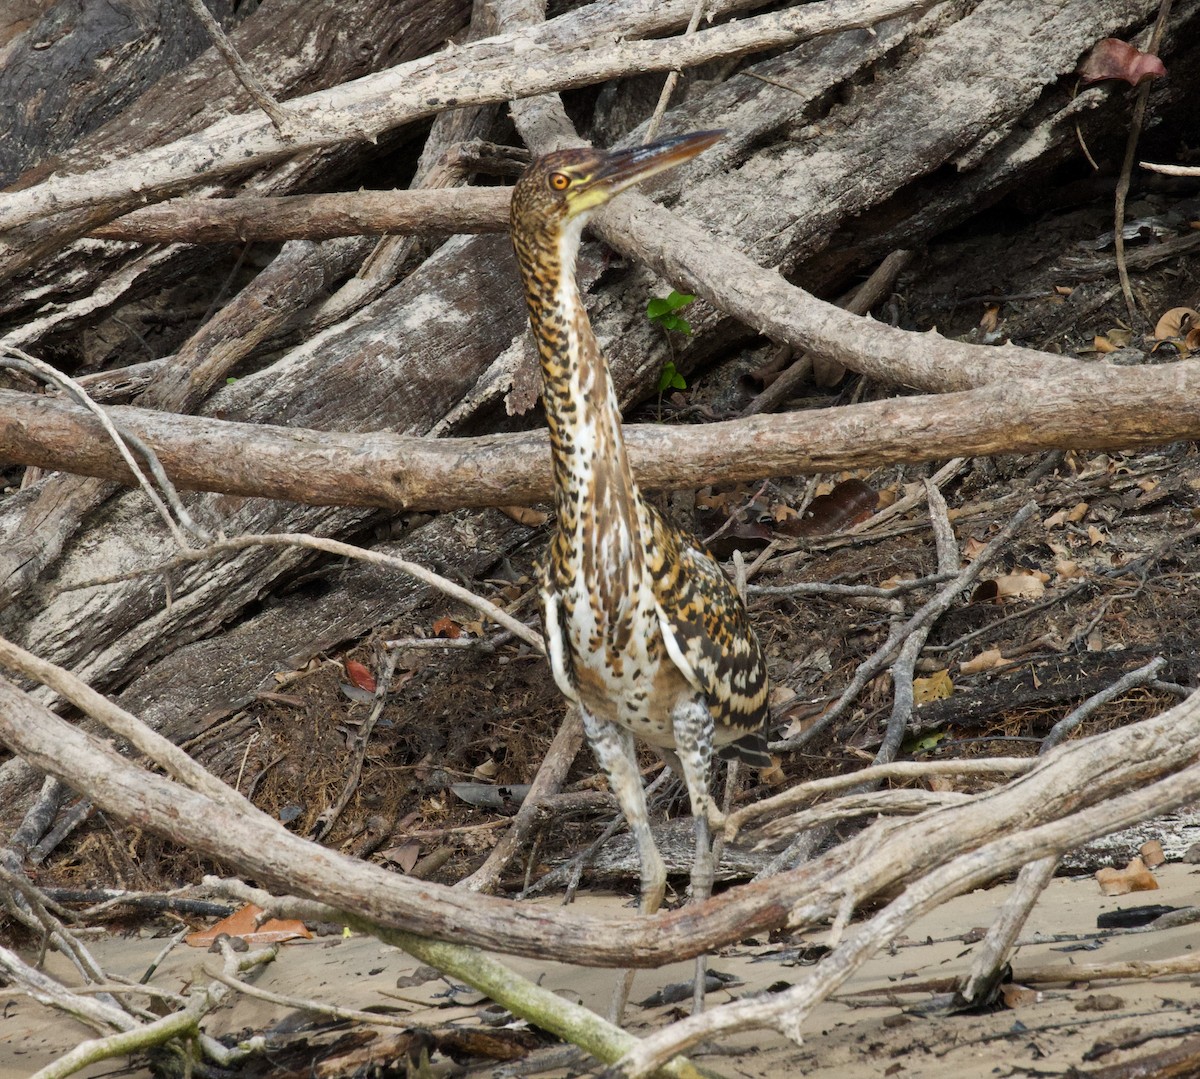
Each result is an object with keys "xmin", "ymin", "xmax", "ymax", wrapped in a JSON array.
[
  {"xmin": 777, "ymin": 478, "xmax": 879, "ymax": 537},
  {"xmin": 1079, "ymin": 37, "xmax": 1167, "ymax": 87},
  {"xmin": 1000, "ymin": 983, "xmax": 1041, "ymax": 1009},
  {"xmin": 972, "ymin": 572, "xmax": 1047, "ymax": 603},
  {"xmin": 499, "ymin": 504, "xmax": 551, "ymax": 527},
  {"xmin": 473, "ymin": 756, "xmax": 498, "ymax": 780},
  {"xmin": 1154, "ymin": 307, "xmax": 1199, "ymax": 341},
  {"xmin": 959, "ymin": 648, "xmax": 1005, "ymax": 675},
  {"xmin": 381, "ymin": 840, "xmax": 422, "ymax": 874}
]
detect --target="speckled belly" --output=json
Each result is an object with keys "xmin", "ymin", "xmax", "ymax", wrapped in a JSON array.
[{"xmin": 559, "ymin": 586, "xmax": 691, "ymax": 748}]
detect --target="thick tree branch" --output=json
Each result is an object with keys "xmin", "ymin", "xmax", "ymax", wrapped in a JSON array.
[
  {"xmin": 1, "ymin": 358, "xmax": 1194, "ymax": 510},
  {"xmin": 89, "ymin": 188, "xmax": 512, "ymax": 244}
]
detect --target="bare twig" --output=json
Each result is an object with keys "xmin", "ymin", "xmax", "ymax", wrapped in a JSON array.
[
  {"xmin": 770, "ymin": 501, "xmax": 1037, "ymax": 752},
  {"xmin": 643, "ymin": 0, "xmax": 707, "ymax": 143},
  {"xmin": 1113, "ymin": 0, "xmax": 1173, "ymax": 323},
  {"xmin": 180, "ymin": 0, "xmax": 291, "ymax": 133},
  {"xmin": 459, "ymin": 709, "xmax": 586, "ymax": 893},
  {"xmin": 311, "ymin": 648, "xmax": 403, "ymax": 842},
  {"xmin": 60, "ymin": 533, "xmax": 544, "ymax": 652},
  {"xmin": 0, "ymin": 0, "xmax": 935, "ymax": 238},
  {"xmin": 0, "ymin": 346, "xmax": 206, "ymax": 546},
  {"xmin": 210, "ymin": 878, "xmax": 713, "ymax": 1079},
  {"xmin": 614, "ymin": 754, "xmax": 1200, "ymax": 1077},
  {"xmin": 0, "ymin": 635, "xmax": 243, "ymax": 808},
  {"xmin": 741, "ymin": 250, "xmax": 914, "ymax": 416},
  {"xmin": 1042, "ymin": 656, "xmax": 1167, "ymax": 753},
  {"xmin": 727, "ymin": 758, "xmax": 1033, "ymax": 838},
  {"xmin": 954, "ymin": 655, "xmax": 1171, "ymax": 1005},
  {"xmin": 749, "ymin": 570, "xmax": 955, "ymax": 599}
]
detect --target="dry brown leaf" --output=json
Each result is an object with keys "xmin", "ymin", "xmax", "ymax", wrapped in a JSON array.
[
  {"xmin": 759, "ymin": 760, "xmax": 787, "ymax": 786},
  {"xmin": 1000, "ymin": 983, "xmax": 1042, "ymax": 1009},
  {"xmin": 1139, "ymin": 839, "xmax": 1166, "ymax": 868},
  {"xmin": 1044, "ymin": 508, "xmax": 1068, "ymax": 529},
  {"xmin": 473, "ymin": 756, "xmax": 498, "ymax": 780},
  {"xmin": 186, "ymin": 903, "xmax": 312, "ymax": 947},
  {"xmin": 1087, "ymin": 525, "xmax": 1106, "ymax": 547},
  {"xmin": 1092, "ymin": 334, "xmax": 1119, "ymax": 354},
  {"xmin": 345, "ymin": 659, "xmax": 376, "ymax": 693},
  {"xmin": 1067, "ymin": 502, "xmax": 1090, "ymax": 523},
  {"xmin": 1137, "ymin": 477, "xmax": 1160, "ymax": 495},
  {"xmin": 431, "ymin": 616, "xmax": 462, "ymax": 639},
  {"xmin": 979, "ymin": 304, "xmax": 1000, "ymax": 333},
  {"xmin": 913, "ymin": 669, "xmax": 953, "ymax": 704},
  {"xmin": 381, "ymin": 840, "xmax": 422, "ymax": 874},
  {"xmin": 959, "ymin": 648, "xmax": 1005, "ymax": 675},
  {"xmin": 1078, "ymin": 37, "xmax": 1167, "ymax": 86},
  {"xmin": 962, "ymin": 536, "xmax": 989, "ymax": 561},
  {"xmin": 498, "ymin": 504, "xmax": 551, "ymax": 527},
  {"xmin": 769, "ymin": 684, "xmax": 797, "ymax": 709},
  {"xmin": 991, "ymin": 572, "xmax": 1047, "ymax": 601},
  {"xmin": 695, "ymin": 487, "xmax": 733, "ymax": 512},
  {"xmin": 1154, "ymin": 307, "xmax": 1199, "ymax": 341},
  {"xmin": 1055, "ymin": 559, "xmax": 1085, "ymax": 579},
  {"xmin": 1095, "ymin": 856, "xmax": 1158, "ymax": 896},
  {"xmin": 1054, "ymin": 284, "xmax": 1074, "ymax": 297}
]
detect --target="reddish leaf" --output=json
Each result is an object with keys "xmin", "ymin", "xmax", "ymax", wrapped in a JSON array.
[
  {"xmin": 185, "ymin": 903, "xmax": 312, "ymax": 947},
  {"xmin": 1079, "ymin": 38, "xmax": 1166, "ymax": 87},
  {"xmin": 432, "ymin": 616, "xmax": 462, "ymax": 639},
  {"xmin": 345, "ymin": 659, "xmax": 376, "ymax": 693}
]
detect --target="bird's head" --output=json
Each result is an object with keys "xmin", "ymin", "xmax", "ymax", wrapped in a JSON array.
[{"xmin": 510, "ymin": 130, "xmax": 724, "ymax": 250}]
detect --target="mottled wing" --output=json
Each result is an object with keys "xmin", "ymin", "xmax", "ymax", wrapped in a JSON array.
[{"xmin": 649, "ymin": 512, "xmax": 771, "ymax": 766}]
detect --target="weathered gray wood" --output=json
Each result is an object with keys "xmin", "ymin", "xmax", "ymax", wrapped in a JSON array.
[
  {"xmin": 0, "ymin": 0, "xmax": 236, "ymax": 187},
  {"xmin": 0, "ymin": 0, "xmax": 472, "ymax": 322}
]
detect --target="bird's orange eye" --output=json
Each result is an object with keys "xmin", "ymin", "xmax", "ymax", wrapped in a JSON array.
[{"xmin": 549, "ymin": 172, "xmax": 570, "ymax": 191}]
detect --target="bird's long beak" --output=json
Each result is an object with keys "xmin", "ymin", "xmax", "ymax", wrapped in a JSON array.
[{"xmin": 582, "ymin": 130, "xmax": 724, "ymax": 205}]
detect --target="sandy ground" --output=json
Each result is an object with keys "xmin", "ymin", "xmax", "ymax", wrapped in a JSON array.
[{"xmin": 4, "ymin": 861, "xmax": 1200, "ymax": 1077}]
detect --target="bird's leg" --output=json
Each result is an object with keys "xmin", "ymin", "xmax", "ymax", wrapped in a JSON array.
[
  {"xmin": 579, "ymin": 708, "xmax": 664, "ymax": 1024},
  {"xmin": 670, "ymin": 698, "xmax": 718, "ymax": 1015}
]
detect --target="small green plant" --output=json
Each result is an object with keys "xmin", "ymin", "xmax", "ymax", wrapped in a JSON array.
[
  {"xmin": 646, "ymin": 290, "xmax": 696, "ymax": 335},
  {"xmin": 649, "ymin": 291, "xmax": 695, "ymax": 409},
  {"xmin": 657, "ymin": 360, "xmax": 686, "ymax": 393}
]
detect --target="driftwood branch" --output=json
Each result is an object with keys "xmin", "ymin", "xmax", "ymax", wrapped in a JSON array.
[
  {"xmin": 3, "ymin": 357, "xmax": 1197, "ymax": 511},
  {"xmin": 89, "ymin": 188, "xmax": 512, "ymax": 244}
]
